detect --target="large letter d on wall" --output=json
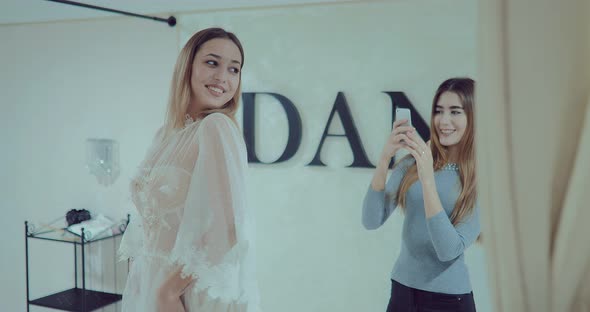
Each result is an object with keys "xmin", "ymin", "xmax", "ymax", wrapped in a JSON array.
[{"xmin": 242, "ymin": 92, "xmax": 302, "ymax": 164}]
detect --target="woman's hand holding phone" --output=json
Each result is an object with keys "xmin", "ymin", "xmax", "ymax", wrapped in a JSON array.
[{"xmin": 380, "ymin": 119, "xmax": 415, "ymax": 160}]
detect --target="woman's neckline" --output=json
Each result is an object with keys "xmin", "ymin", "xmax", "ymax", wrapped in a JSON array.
[
  {"xmin": 441, "ymin": 163, "xmax": 459, "ymax": 171},
  {"xmin": 183, "ymin": 113, "xmax": 204, "ymax": 129},
  {"xmin": 184, "ymin": 114, "xmax": 196, "ymax": 128}
]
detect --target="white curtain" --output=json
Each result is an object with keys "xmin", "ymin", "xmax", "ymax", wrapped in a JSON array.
[
  {"xmin": 553, "ymin": 100, "xmax": 590, "ymax": 312},
  {"xmin": 476, "ymin": 0, "xmax": 590, "ymax": 311}
]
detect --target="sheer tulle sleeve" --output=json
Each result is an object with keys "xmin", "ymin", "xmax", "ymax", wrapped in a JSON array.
[
  {"xmin": 118, "ymin": 210, "xmax": 144, "ymax": 261},
  {"xmin": 118, "ymin": 128, "xmax": 163, "ymax": 262},
  {"xmin": 170, "ymin": 113, "xmax": 252, "ymax": 302}
]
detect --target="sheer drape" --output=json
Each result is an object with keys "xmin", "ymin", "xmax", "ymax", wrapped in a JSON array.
[
  {"xmin": 119, "ymin": 113, "xmax": 259, "ymax": 312},
  {"xmin": 477, "ymin": 1, "xmax": 589, "ymax": 311}
]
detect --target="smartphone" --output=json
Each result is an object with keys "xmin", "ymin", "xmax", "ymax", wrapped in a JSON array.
[{"xmin": 395, "ymin": 108, "xmax": 412, "ymax": 127}]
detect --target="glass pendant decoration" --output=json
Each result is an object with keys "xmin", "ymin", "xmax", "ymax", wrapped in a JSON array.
[{"xmin": 85, "ymin": 138, "xmax": 120, "ymax": 186}]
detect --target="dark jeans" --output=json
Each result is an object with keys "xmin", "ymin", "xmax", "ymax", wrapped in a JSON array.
[{"xmin": 386, "ymin": 280, "xmax": 477, "ymax": 312}]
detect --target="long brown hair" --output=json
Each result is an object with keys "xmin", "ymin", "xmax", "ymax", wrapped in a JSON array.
[
  {"xmin": 396, "ymin": 78, "xmax": 476, "ymax": 226},
  {"xmin": 162, "ymin": 27, "xmax": 244, "ymax": 138}
]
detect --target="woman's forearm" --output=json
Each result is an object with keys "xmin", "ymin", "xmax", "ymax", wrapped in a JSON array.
[
  {"xmin": 157, "ymin": 266, "xmax": 193, "ymax": 312},
  {"xmin": 164, "ymin": 266, "xmax": 193, "ymax": 295},
  {"xmin": 371, "ymin": 155, "xmax": 392, "ymax": 191},
  {"xmin": 422, "ymin": 178, "xmax": 444, "ymax": 218}
]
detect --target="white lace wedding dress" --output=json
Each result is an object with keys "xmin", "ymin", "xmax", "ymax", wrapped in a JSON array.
[{"xmin": 118, "ymin": 113, "xmax": 260, "ymax": 312}]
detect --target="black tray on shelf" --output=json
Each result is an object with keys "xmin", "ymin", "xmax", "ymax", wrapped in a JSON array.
[{"xmin": 29, "ymin": 288, "xmax": 122, "ymax": 312}]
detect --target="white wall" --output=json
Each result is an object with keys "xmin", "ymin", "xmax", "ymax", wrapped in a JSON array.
[
  {"xmin": 0, "ymin": 1, "xmax": 490, "ymax": 311},
  {"xmin": 0, "ymin": 16, "xmax": 179, "ymax": 311}
]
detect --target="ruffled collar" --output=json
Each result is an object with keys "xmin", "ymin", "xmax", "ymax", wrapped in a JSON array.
[{"xmin": 184, "ymin": 114, "xmax": 197, "ymax": 128}]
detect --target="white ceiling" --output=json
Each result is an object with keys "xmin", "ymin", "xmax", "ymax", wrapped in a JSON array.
[{"xmin": 0, "ymin": 0, "xmax": 361, "ymax": 25}]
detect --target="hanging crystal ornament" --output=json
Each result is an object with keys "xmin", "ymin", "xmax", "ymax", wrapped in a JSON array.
[{"xmin": 85, "ymin": 138, "xmax": 120, "ymax": 186}]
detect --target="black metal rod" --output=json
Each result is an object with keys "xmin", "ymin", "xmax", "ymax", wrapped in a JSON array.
[
  {"xmin": 28, "ymin": 232, "xmax": 123, "ymax": 244},
  {"xmin": 25, "ymin": 222, "xmax": 30, "ymax": 312},
  {"xmin": 126, "ymin": 214, "xmax": 131, "ymax": 277},
  {"xmin": 28, "ymin": 229, "xmax": 56, "ymax": 236},
  {"xmin": 74, "ymin": 244, "xmax": 78, "ymax": 289},
  {"xmin": 125, "ymin": 213, "xmax": 131, "ymax": 276},
  {"xmin": 26, "ymin": 236, "xmax": 81, "ymax": 244},
  {"xmin": 81, "ymin": 227, "xmax": 86, "ymax": 311},
  {"xmin": 87, "ymin": 233, "xmax": 124, "ymax": 243},
  {"xmin": 44, "ymin": 0, "xmax": 177, "ymax": 26}
]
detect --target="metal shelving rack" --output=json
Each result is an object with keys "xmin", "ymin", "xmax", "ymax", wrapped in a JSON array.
[{"xmin": 24, "ymin": 216, "xmax": 128, "ymax": 311}]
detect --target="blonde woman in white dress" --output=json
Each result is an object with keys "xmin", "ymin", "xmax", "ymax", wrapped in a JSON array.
[{"xmin": 118, "ymin": 27, "xmax": 259, "ymax": 312}]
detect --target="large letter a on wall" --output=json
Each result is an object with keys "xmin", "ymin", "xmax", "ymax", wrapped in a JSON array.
[{"xmin": 308, "ymin": 92, "xmax": 374, "ymax": 168}]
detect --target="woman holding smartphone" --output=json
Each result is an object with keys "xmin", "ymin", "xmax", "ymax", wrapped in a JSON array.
[{"xmin": 362, "ymin": 78, "xmax": 480, "ymax": 312}]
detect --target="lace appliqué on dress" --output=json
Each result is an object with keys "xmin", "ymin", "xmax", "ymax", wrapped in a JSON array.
[
  {"xmin": 171, "ymin": 241, "xmax": 249, "ymax": 303},
  {"xmin": 118, "ymin": 213, "xmax": 145, "ymax": 261}
]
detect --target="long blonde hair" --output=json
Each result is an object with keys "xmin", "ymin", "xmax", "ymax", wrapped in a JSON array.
[
  {"xmin": 396, "ymin": 78, "xmax": 476, "ymax": 226},
  {"xmin": 162, "ymin": 27, "xmax": 244, "ymax": 138}
]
